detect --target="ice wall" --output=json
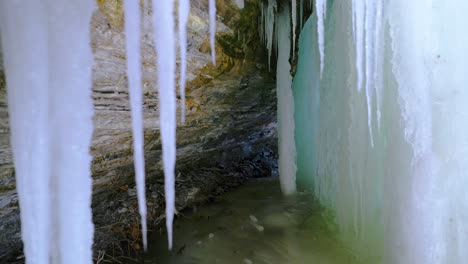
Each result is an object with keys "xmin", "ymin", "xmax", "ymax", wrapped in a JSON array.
[{"xmin": 293, "ymin": 0, "xmax": 468, "ymax": 263}]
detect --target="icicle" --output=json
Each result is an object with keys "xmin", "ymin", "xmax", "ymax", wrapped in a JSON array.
[
  {"xmin": 353, "ymin": 0, "xmax": 365, "ymax": 92},
  {"xmin": 373, "ymin": 0, "xmax": 384, "ymax": 130},
  {"xmin": 152, "ymin": 0, "xmax": 176, "ymax": 250},
  {"xmin": 292, "ymin": 0, "xmax": 297, "ymax": 59},
  {"xmin": 0, "ymin": 2, "xmax": 50, "ymax": 263},
  {"xmin": 178, "ymin": 0, "xmax": 190, "ymax": 123},
  {"xmin": 209, "ymin": 0, "xmax": 216, "ymax": 66},
  {"xmin": 276, "ymin": 4, "xmax": 297, "ymax": 195},
  {"xmin": 2, "ymin": 1, "xmax": 95, "ymax": 263},
  {"xmin": 266, "ymin": 0, "xmax": 277, "ymax": 69},
  {"xmin": 364, "ymin": 0, "xmax": 375, "ymax": 146},
  {"xmin": 315, "ymin": 0, "xmax": 326, "ymax": 77},
  {"xmin": 123, "ymin": 0, "xmax": 148, "ymax": 250},
  {"xmin": 48, "ymin": 1, "xmax": 96, "ymax": 263}
]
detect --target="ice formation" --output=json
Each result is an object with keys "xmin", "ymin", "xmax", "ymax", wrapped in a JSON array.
[
  {"xmin": 123, "ymin": 0, "xmax": 147, "ymax": 250},
  {"xmin": 178, "ymin": 0, "xmax": 190, "ymax": 123},
  {"xmin": 276, "ymin": 5, "xmax": 297, "ymax": 195},
  {"xmin": 209, "ymin": 0, "xmax": 216, "ymax": 65},
  {"xmin": 293, "ymin": 0, "xmax": 468, "ymax": 263},
  {"xmin": 315, "ymin": 0, "xmax": 326, "ymax": 77},
  {"xmin": 152, "ymin": 0, "xmax": 177, "ymax": 250},
  {"xmin": 264, "ymin": 0, "xmax": 277, "ymax": 69},
  {"xmin": 0, "ymin": 1, "xmax": 95, "ymax": 263}
]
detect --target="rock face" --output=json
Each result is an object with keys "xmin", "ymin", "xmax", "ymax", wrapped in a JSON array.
[{"xmin": 0, "ymin": 0, "xmax": 277, "ymax": 262}]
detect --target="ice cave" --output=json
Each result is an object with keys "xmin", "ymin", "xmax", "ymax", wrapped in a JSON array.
[{"xmin": 1, "ymin": 0, "xmax": 467, "ymax": 263}]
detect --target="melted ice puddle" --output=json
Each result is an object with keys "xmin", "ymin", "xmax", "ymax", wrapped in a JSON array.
[{"xmin": 145, "ymin": 179, "xmax": 366, "ymax": 264}]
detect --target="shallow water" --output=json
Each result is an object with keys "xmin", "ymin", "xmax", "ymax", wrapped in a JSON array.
[{"xmin": 145, "ymin": 179, "xmax": 365, "ymax": 264}]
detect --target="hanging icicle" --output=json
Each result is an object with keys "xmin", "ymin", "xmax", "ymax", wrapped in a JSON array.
[
  {"xmin": 265, "ymin": 0, "xmax": 277, "ymax": 69},
  {"xmin": 315, "ymin": 0, "xmax": 326, "ymax": 77},
  {"xmin": 209, "ymin": 0, "xmax": 217, "ymax": 66},
  {"xmin": 0, "ymin": 0, "xmax": 96, "ymax": 263},
  {"xmin": 152, "ymin": 0, "xmax": 177, "ymax": 250},
  {"xmin": 178, "ymin": 0, "xmax": 190, "ymax": 123},
  {"xmin": 352, "ymin": 0, "xmax": 365, "ymax": 92},
  {"xmin": 364, "ymin": 0, "xmax": 375, "ymax": 146},
  {"xmin": 123, "ymin": 0, "xmax": 148, "ymax": 250}
]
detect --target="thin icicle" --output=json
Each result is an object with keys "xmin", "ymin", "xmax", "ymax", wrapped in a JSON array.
[
  {"xmin": 209, "ymin": 0, "xmax": 216, "ymax": 65},
  {"xmin": 292, "ymin": 0, "xmax": 297, "ymax": 59},
  {"xmin": 316, "ymin": 0, "xmax": 326, "ymax": 77},
  {"xmin": 178, "ymin": 0, "xmax": 190, "ymax": 123},
  {"xmin": 353, "ymin": 0, "xmax": 365, "ymax": 92},
  {"xmin": 152, "ymin": 0, "xmax": 176, "ymax": 250},
  {"xmin": 123, "ymin": 0, "xmax": 147, "ymax": 250},
  {"xmin": 364, "ymin": 0, "xmax": 375, "ymax": 146},
  {"xmin": 373, "ymin": 0, "xmax": 384, "ymax": 130},
  {"xmin": 266, "ymin": 0, "xmax": 277, "ymax": 69}
]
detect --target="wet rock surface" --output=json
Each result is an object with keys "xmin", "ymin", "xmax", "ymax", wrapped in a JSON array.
[{"xmin": 0, "ymin": 0, "xmax": 275, "ymax": 262}]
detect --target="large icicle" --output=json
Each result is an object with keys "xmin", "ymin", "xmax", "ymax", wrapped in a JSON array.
[
  {"xmin": 276, "ymin": 4, "xmax": 297, "ymax": 195},
  {"xmin": 123, "ymin": 0, "xmax": 147, "ymax": 250},
  {"xmin": 209, "ymin": 0, "xmax": 216, "ymax": 65},
  {"xmin": 315, "ymin": 0, "xmax": 326, "ymax": 77},
  {"xmin": 1, "ymin": 1, "xmax": 95, "ymax": 263},
  {"xmin": 48, "ymin": 2, "xmax": 95, "ymax": 262},
  {"xmin": 152, "ymin": 0, "xmax": 177, "ymax": 250},
  {"xmin": 0, "ymin": 3, "xmax": 50, "ymax": 263},
  {"xmin": 178, "ymin": 0, "xmax": 190, "ymax": 123}
]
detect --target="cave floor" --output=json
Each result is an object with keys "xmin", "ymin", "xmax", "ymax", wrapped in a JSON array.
[{"xmin": 142, "ymin": 178, "xmax": 366, "ymax": 264}]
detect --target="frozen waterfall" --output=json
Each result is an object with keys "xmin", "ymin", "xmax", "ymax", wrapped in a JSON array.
[{"xmin": 293, "ymin": 0, "xmax": 468, "ymax": 263}]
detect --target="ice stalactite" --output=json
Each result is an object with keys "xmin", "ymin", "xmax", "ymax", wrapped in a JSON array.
[
  {"xmin": 152, "ymin": 0, "xmax": 177, "ymax": 250},
  {"xmin": 123, "ymin": 0, "xmax": 147, "ymax": 250},
  {"xmin": 178, "ymin": 0, "xmax": 190, "ymax": 123},
  {"xmin": 265, "ymin": 0, "xmax": 277, "ymax": 69},
  {"xmin": 372, "ymin": 0, "xmax": 384, "ymax": 130},
  {"xmin": 0, "ymin": 3, "xmax": 50, "ymax": 263},
  {"xmin": 364, "ymin": 0, "xmax": 375, "ymax": 146},
  {"xmin": 209, "ymin": 0, "xmax": 217, "ymax": 66},
  {"xmin": 315, "ymin": 0, "xmax": 326, "ymax": 77},
  {"xmin": 1, "ymin": 0, "xmax": 95, "ymax": 263},
  {"xmin": 276, "ymin": 4, "xmax": 297, "ymax": 195},
  {"xmin": 351, "ymin": 0, "xmax": 364, "ymax": 93}
]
